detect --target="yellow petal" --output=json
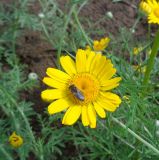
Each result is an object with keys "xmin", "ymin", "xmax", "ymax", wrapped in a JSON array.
[
  {"xmin": 89, "ymin": 53, "xmax": 102, "ymax": 74},
  {"xmin": 62, "ymin": 105, "xmax": 81, "ymax": 125},
  {"xmin": 100, "ymin": 68, "xmax": 116, "ymax": 83},
  {"xmin": 93, "ymin": 102, "xmax": 106, "ymax": 118},
  {"xmin": 41, "ymin": 89, "xmax": 65, "ymax": 102},
  {"xmin": 60, "ymin": 56, "xmax": 77, "ymax": 76},
  {"xmin": 76, "ymin": 49, "xmax": 87, "ymax": 73},
  {"xmin": 86, "ymin": 51, "xmax": 96, "ymax": 72},
  {"xmin": 96, "ymin": 97, "xmax": 119, "ymax": 112},
  {"xmin": 48, "ymin": 98, "xmax": 71, "ymax": 115},
  {"xmin": 87, "ymin": 104, "xmax": 96, "ymax": 128},
  {"xmin": 147, "ymin": 0, "xmax": 158, "ymax": 9},
  {"xmin": 91, "ymin": 55, "xmax": 107, "ymax": 76},
  {"xmin": 101, "ymin": 77, "xmax": 122, "ymax": 91},
  {"xmin": 46, "ymin": 68, "xmax": 70, "ymax": 82},
  {"xmin": 100, "ymin": 92, "xmax": 122, "ymax": 105},
  {"xmin": 101, "ymin": 83, "xmax": 119, "ymax": 91},
  {"xmin": 81, "ymin": 105, "xmax": 89, "ymax": 126},
  {"xmin": 97, "ymin": 59, "xmax": 113, "ymax": 79},
  {"xmin": 43, "ymin": 77, "xmax": 66, "ymax": 89}
]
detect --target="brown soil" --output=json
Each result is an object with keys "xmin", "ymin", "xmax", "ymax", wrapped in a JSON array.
[{"xmin": 17, "ymin": 30, "xmax": 56, "ymax": 78}]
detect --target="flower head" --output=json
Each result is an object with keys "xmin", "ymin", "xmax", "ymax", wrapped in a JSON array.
[
  {"xmin": 9, "ymin": 132, "xmax": 23, "ymax": 148},
  {"xmin": 140, "ymin": 1, "xmax": 152, "ymax": 14},
  {"xmin": 41, "ymin": 49, "xmax": 121, "ymax": 128},
  {"xmin": 93, "ymin": 37, "xmax": 110, "ymax": 52},
  {"xmin": 139, "ymin": 0, "xmax": 159, "ymax": 24}
]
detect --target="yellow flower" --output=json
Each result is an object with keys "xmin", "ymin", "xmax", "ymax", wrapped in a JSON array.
[
  {"xmin": 9, "ymin": 132, "xmax": 23, "ymax": 148},
  {"xmin": 133, "ymin": 47, "xmax": 143, "ymax": 55},
  {"xmin": 41, "ymin": 49, "xmax": 121, "ymax": 128},
  {"xmin": 139, "ymin": 0, "xmax": 159, "ymax": 24},
  {"xmin": 93, "ymin": 37, "xmax": 110, "ymax": 52},
  {"xmin": 140, "ymin": 1, "xmax": 152, "ymax": 14}
]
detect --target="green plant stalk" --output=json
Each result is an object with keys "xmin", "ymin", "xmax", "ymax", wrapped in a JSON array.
[
  {"xmin": 41, "ymin": 21, "xmax": 54, "ymax": 47},
  {"xmin": 57, "ymin": 4, "xmax": 76, "ymax": 68},
  {"xmin": 147, "ymin": 23, "xmax": 152, "ymax": 43},
  {"xmin": 143, "ymin": 28, "xmax": 159, "ymax": 87},
  {"xmin": 3, "ymin": 88, "xmax": 44, "ymax": 160},
  {"xmin": 0, "ymin": 145, "xmax": 13, "ymax": 160},
  {"xmin": 112, "ymin": 117, "xmax": 159, "ymax": 155},
  {"xmin": 131, "ymin": 14, "xmax": 141, "ymax": 33},
  {"xmin": 73, "ymin": 9, "xmax": 91, "ymax": 47},
  {"xmin": 99, "ymin": 121, "xmax": 142, "ymax": 153}
]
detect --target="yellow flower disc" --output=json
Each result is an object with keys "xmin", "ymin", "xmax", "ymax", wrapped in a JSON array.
[{"xmin": 68, "ymin": 73, "xmax": 99, "ymax": 105}]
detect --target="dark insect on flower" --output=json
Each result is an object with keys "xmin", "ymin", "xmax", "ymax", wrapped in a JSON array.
[{"xmin": 69, "ymin": 85, "xmax": 85, "ymax": 101}]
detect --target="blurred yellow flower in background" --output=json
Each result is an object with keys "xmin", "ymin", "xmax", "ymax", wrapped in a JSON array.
[
  {"xmin": 86, "ymin": 37, "xmax": 110, "ymax": 52},
  {"xmin": 133, "ymin": 47, "xmax": 143, "ymax": 55},
  {"xmin": 9, "ymin": 132, "xmax": 23, "ymax": 148},
  {"xmin": 93, "ymin": 37, "xmax": 110, "ymax": 52},
  {"xmin": 140, "ymin": 1, "xmax": 152, "ymax": 14},
  {"xmin": 41, "ymin": 49, "xmax": 121, "ymax": 128},
  {"xmin": 140, "ymin": 0, "xmax": 159, "ymax": 24}
]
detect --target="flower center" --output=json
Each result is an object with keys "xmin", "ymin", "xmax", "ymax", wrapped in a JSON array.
[
  {"xmin": 68, "ymin": 73, "xmax": 99, "ymax": 105},
  {"xmin": 154, "ymin": 7, "xmax": 159, "ymax": 18}
]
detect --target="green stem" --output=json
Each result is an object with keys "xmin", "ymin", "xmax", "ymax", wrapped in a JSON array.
[
  {"xmin": 41, "ymin": 21, "xmax": 54, "ymax": 47},
  {"xmin": 7, "ymin": 92, "xmax": 44, "ymax": 160},
  {"xmin": 0, "ymin": 145, "xmax": 13, "ymax": 160},
  {"xmin": 73, "ymin": 9, "xmax": 91, "ymax": 47},
  {"xmin": 112, "ymin": 117, "xmax": 159, "ymax": 155},
  {"xmin": 143, "ymin": 29, "xmax": 159, "ymax": 87},
  {"xmin": 57, "ymin": 4, "xmax": 76, "ymax": 68},
  {"xmin": 131, "ymin": 14, "xmax": 141, "ymax": 33},
  {"xmin": 148, "ymin": 24, "xmax": 151, "ymax": 41},
  {"xmin": 99, "ymin": 121, "xmax": 142, "ymax": 153},
  {"xmin": 1, "ymin": 88, "xmax": 44, "ymax": 158}
]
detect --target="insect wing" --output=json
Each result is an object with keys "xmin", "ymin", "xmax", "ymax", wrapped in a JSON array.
[
  {"xmin": 76, "ymin": 90, "xmax": 85, "ymax": 101},
  {"xmin": 69, "ymin": 85, "xmax": 84, "ymax": 101}
]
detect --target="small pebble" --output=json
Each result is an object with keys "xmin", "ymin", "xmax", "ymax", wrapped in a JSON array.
[
  {"xmin": 106, "ymin": 11, "xmax": 114, "ymax": 19},
  {"xmin": 130, "ymin": 28, "xmax": 135, "ymax": 33},
  {"xmin": 28, "ymin": 72, "xmax": 38, "ymax": 80},
  {"xmin": 38, "ymin": 13, "xmax": 45, "ymax": 19}
]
